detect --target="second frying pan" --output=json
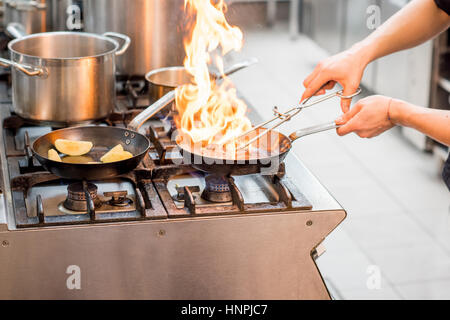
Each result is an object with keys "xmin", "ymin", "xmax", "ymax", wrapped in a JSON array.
[{"xmin": 175, "ymin": 122, "xmax": 340, "ymax": 176}]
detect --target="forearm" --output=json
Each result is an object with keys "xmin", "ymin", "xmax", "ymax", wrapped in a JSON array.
[
  {"xmin": 390, "ymin": 100, "xmax": 450, "ymax": 146},
  {"xmin": 350, "ymin": 0, "xmax": 450, "ymax": 67}
]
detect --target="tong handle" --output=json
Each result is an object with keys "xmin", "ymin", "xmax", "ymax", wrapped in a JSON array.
[
  {"xmin": 300, "ymin": 87, "xmax": 362, "ymax": 111},
  {"xmin": 235, "ymin": 87, "xmax": 362, "ymax": 150},
  {"xmin": 287, "ymin": 87, "xmax": 361, "ymax": 140}
]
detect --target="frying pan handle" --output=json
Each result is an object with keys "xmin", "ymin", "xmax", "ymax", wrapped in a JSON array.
[
  {"xmin": 289, "ymin": 122, "xmax": 341, "ymax": 142},
  {"xmin": 128, "ymin": 90, "xmax": 176, "ymax": 131}
]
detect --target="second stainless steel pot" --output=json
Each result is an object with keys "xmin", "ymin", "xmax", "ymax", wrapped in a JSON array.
[
  {"xmin": 145, "ymin": 66, "xmax": 192, "ymax": 104},
  {"xmin": 4, "ymin": 0, "xmax": 83, "ymax": 34},
  {"xmin": 83, "ymin": 0, "xmax": 187, "ymax": 77},
  {"xmin": 145, "ymin": 58, "xmax": 259, "ymax": 103},
  {"xmin": 0, "ymin": 31, "xmax": 130, "ymax": 125},
  {"xmin": 4, "ymin": 0, "xmax": 50, "ymax": 34}
]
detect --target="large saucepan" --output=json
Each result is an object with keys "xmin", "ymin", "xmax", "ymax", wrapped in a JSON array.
[{"xmin": 0, "ymin": 28, "xmax": 131, "ymax": 126}]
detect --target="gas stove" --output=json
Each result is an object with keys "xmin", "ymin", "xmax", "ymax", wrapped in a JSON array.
[{"xmin": 0, "ymin": 71, "xmax": 346, "ymax": 300}]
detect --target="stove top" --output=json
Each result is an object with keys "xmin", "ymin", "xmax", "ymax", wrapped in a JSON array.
[
  {"xmin": 0, "ymin": 59, "xmax": 346, "ymax": 300},
  {"xmin": 0, "ymin": 73, "xmax": 322, "ymax": 229}
]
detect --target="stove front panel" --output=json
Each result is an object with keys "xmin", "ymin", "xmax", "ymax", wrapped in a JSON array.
[{"xmin": 0, "ymin": 210, "xmax": 345, "ymax": 300}]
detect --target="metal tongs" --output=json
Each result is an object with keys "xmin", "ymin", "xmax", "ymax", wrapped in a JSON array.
[{"xmin": 234, "ymin": 86, "xmax": 363, "ymax": 150}]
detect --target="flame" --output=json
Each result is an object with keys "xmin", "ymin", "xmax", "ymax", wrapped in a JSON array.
[{"xmin": 175, "ymin": 0, "xmax": 252, "ymax": 152}]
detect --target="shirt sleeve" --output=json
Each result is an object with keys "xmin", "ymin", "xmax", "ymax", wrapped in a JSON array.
[{"xmin": 435, "ymin": 0, "xmax": 450, "ymax": 15}]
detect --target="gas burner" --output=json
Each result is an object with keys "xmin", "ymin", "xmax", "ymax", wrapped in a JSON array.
[
  {"xmin": 202, "ymin": 174, "xmax": 232, "ymax": 203},
  {"xmin": 104, "ymin": 191, "xmax": 133, "ymax": 207},
  {"xmin": 64, "ymin": 182, "xmax": 101, "ymax": 212}
]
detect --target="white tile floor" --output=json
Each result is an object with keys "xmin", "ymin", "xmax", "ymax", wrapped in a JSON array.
[{"xmin": 230, "ymin": 23, "xmax": 450, "ymax": 300}]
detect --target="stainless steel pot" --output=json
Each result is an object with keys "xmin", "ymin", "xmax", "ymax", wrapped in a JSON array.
[
  {"xmin": 146, "ymin": 66, "xmax": 192, "ymax": 104},
  {"xmin": 0, "ymin": 31, "xmax": 131, "ymax": 125},
  {"xmin": 83, "ymin": 0, "xmax": 186, "ymax": 77},
  {"xmin": 145, "ymin": 58, "xmax": 259, "ymax": 104},
  {"xmin": 4, "ymin": 0, "xmax": 49, "ymax": 34},
  {"xmin": 4, "ymin": 0, "xmax": 83, "ymax": 34}
]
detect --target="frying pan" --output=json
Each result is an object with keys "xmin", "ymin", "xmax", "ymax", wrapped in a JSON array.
[
  {"xmin": 32, "ymin": 126, "xmax": 150, "ymax": 180},
  {"xmin": 175, "ymin": 122, "xmax": 339, "ymax": 176}
]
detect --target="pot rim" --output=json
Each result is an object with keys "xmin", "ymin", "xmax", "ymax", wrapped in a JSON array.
[
  {"xmin": 145, "ymin": 66, "xmax": 191, "ymax": 88},
  {"xmin": 8, "ymin": 31, "xmax": 121, "ymax": 61}
]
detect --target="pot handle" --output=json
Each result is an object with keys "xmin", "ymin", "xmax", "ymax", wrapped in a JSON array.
[
  {"xmin": 6, "ymin": 23, "xmax": 28, "ymax": 39},
  {"xmin": 0, "ymin": 57, "xmax": 46, "ymax": 77},
  {"xmin": 128, "ymin": 90, "xmax": 176, "ymax": 131},
  {"xmin": 103, "ymin": 32, "xmax": 131, "ymax": 56},
  {"xmin": 288, "ymin": 122, "xmax": 341, "ymax": 142}
]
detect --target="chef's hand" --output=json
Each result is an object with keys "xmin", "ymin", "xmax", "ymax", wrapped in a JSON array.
[
  {"xmin": 335, "ymin": 95, "xmax": 395, "ymax": 138},
  {"xmin": 301, "ymin": 49, "xmax": 367, "ymax": 112}
]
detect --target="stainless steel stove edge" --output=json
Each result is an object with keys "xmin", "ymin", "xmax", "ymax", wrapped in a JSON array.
[
  {"xmin": 0, "ymin": 209, "xmax": 346, "ymax": 300},
  {"xmin": 0, "ymin": 107, "xmax": 16, "ymax": 230}
]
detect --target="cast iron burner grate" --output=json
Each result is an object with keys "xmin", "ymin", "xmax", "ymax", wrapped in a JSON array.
[
  {"xmin": 0, "ymin": 73, "xmax": 313, "ymax": 229},
  {"xmin": 152, "ymin": 164, "xmax": 312, "ymax": 218},
  {"xmin": 9, "ymin": 164, "xmax": 167, "ymax": 228}
]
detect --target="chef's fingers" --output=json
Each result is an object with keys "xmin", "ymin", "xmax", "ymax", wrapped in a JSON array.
[
  {"xmin": 314, "ymin": 81, "xmax": 337, "ymax": 96},
  {"xmin": 303, "ymin": 70, "xmax": 318, "ymax": 88},
  {"xmin": 324, "ymin": 81, "xmax": 336, "ymax": 90},
  {"xmin": 316, "ymin": 89, "xmax": 326, "ymax": 95},
  {"xmin": 336, "ymin": 104, "xmax": 362, "ymax": 135},
  {"xmin": 300, "ymin": 73, "xmax": 333, "ymax": 102},
  {"xmin": 336, "ymin": 119, "xmax": 357, "ymax": 136},
  {"xmin": 335, "ymin": 102, "xmax": 361, "ymax": 125},
  {"xmin": 302, "ymin": 62, "xmax": 327, "ymax": 88},
  {"xmin": 340, "ymin": 84, "xmax": 359, "ymax": 113}
]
